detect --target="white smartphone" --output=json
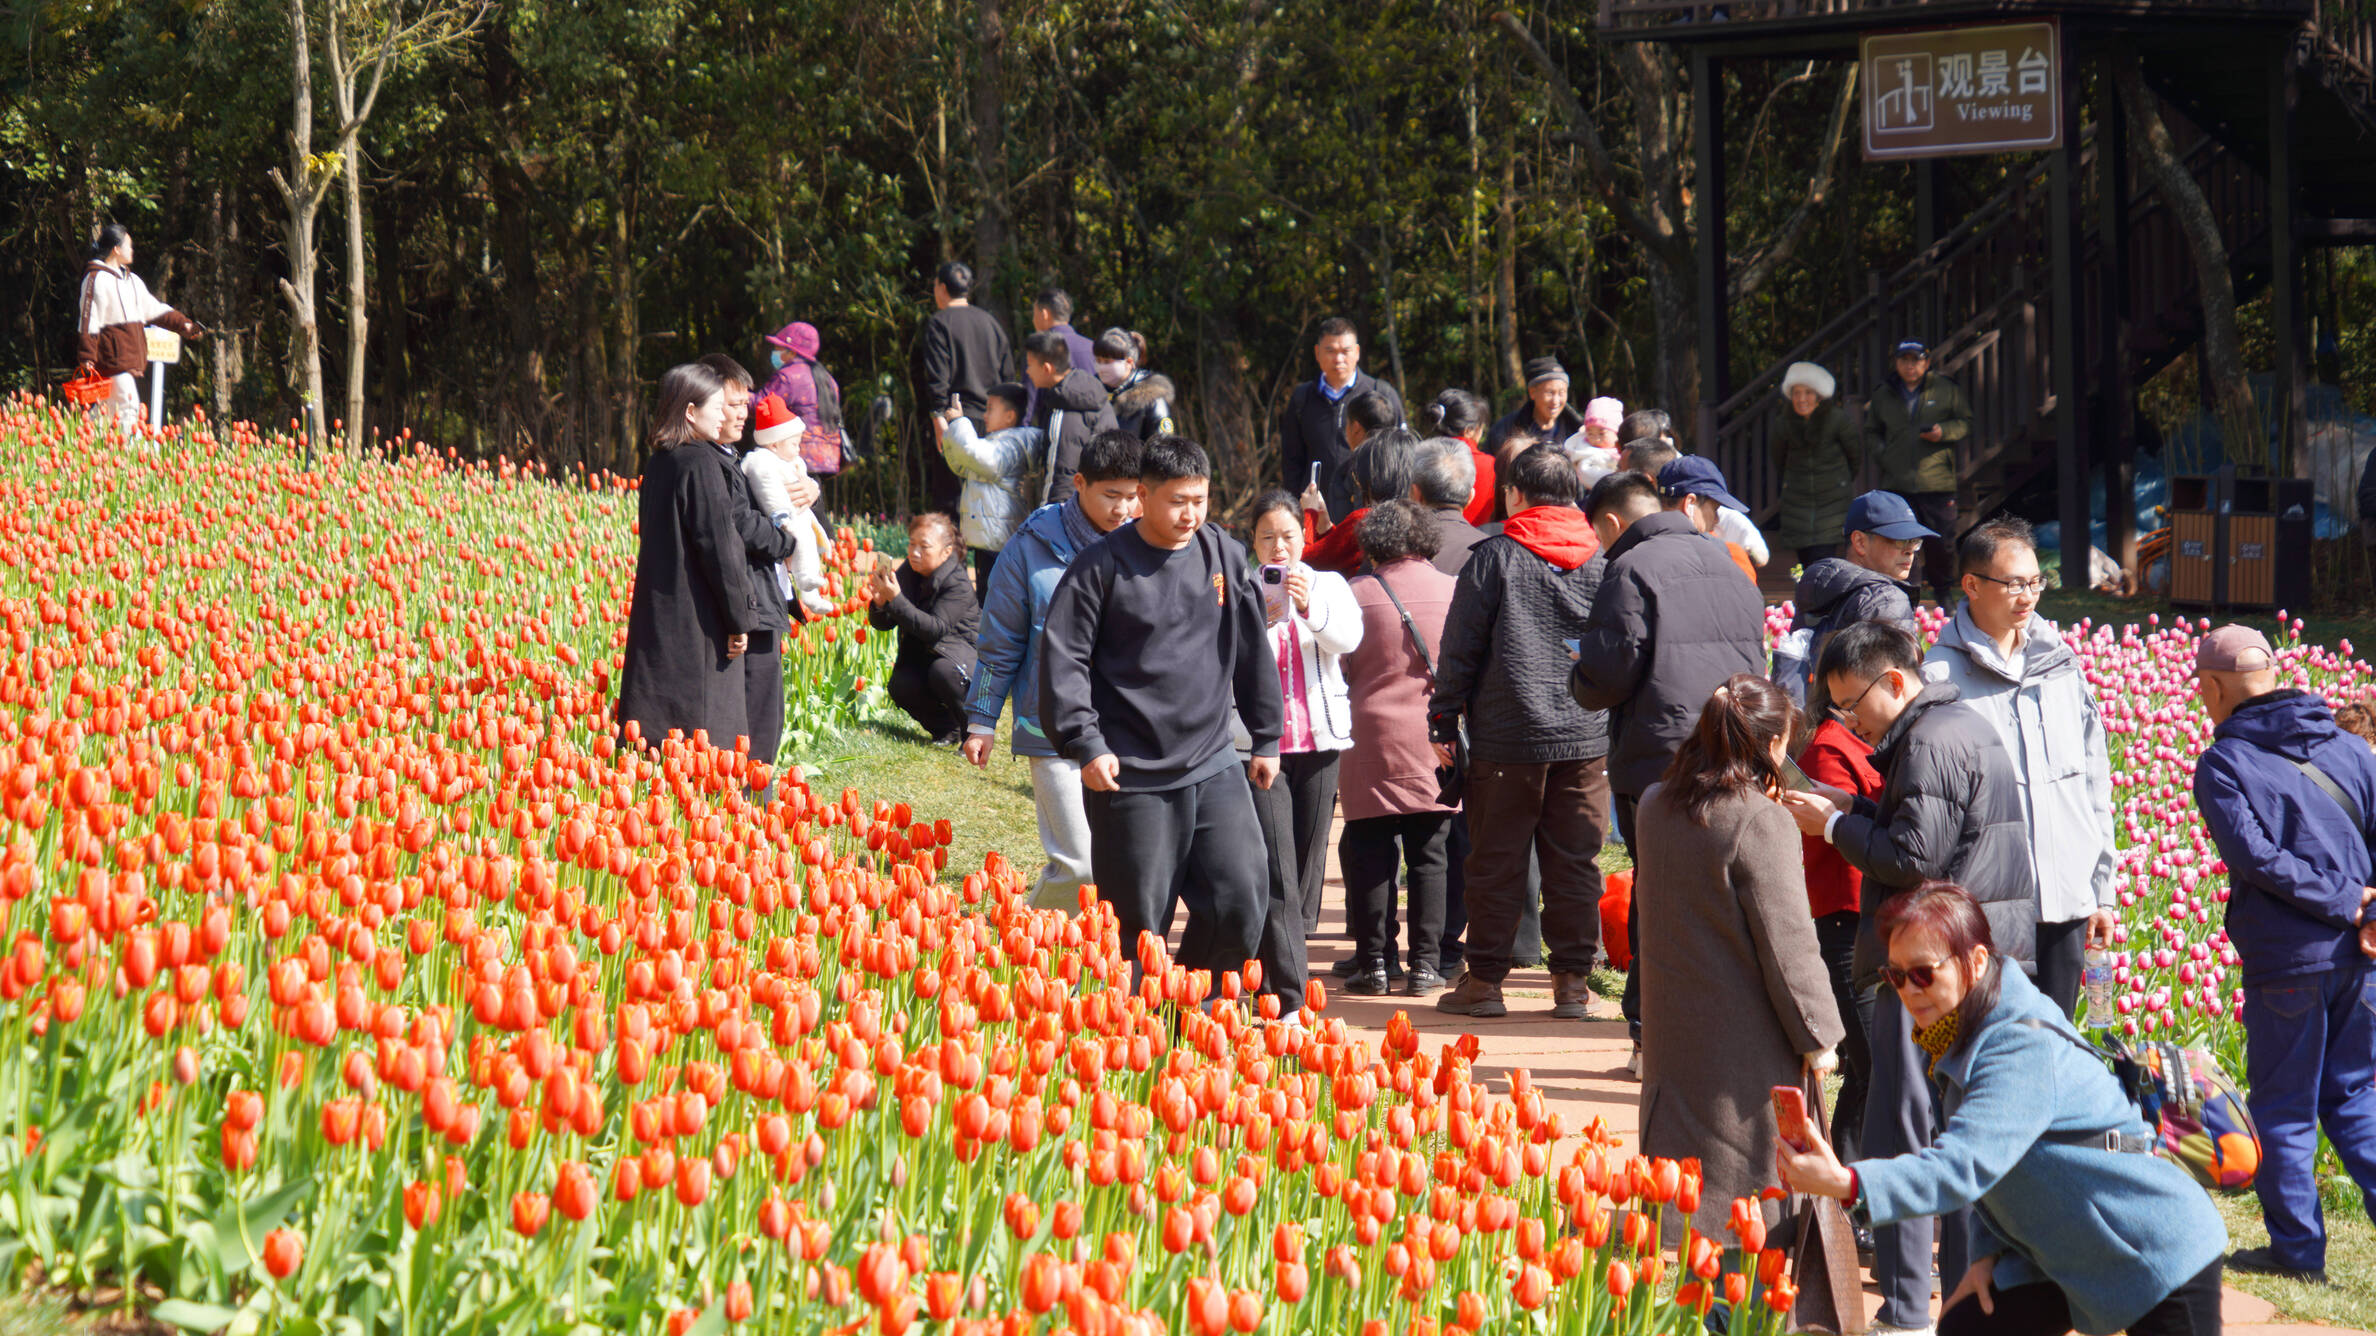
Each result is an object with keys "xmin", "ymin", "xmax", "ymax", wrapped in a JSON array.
[{"xmin": 1777, "ymin": 754, "xmax": 1815, "ymax": 792}]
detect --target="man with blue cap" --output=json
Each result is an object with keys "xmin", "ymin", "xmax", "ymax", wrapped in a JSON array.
[
  {"xmin": 1782, "ymin": 491, "xmax": 1934, "ymax": 718},
  {"xmin": 1864, "ymin": 338, "xmax": 1971, "ymax": 604},
  {"xmin": 1572, "ymin": 454, "xmax": 1770, "ymax": 1062}
]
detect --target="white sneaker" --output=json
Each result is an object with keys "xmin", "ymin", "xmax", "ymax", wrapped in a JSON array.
[
  {"xmin": 1870, "ymin": 1323, "xmax": 1934, "ymax": 1336},
  {"xmin": 1626, "ymin": 1043, "xmax": 1641, "ymax": 1079}
]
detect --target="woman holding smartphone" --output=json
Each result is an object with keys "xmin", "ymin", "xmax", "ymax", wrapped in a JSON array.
[
  {"xmin": 1236, "ymin": 492, "xmax": 1363, "ymax": 965},
  {"xmin": 1633, "ymin": 673, "xmax": 1843, "ymax": 1243},
  {"xmin": 1779, "ymin": 883, "xmax": 2226, "ymax": 1336}
]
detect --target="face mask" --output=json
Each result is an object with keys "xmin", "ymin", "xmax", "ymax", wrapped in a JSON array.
[
  {"xmin": 769, "ymin": 350, "xmax": 787, "ymax": 369},
  {"xmin": 1095, "ymin": 360, "xmax": 1129, "ymax": 389}
]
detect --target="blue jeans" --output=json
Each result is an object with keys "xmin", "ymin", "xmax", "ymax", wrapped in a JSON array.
[{"xmin": 2240, "ymin": 960, "xmax": 2376, "ymax": 1271}]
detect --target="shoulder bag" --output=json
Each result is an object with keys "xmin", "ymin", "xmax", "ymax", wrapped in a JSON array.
[{"xmin": 1369, "ymin": 570, "xmax": 1464, "ymax": 805}]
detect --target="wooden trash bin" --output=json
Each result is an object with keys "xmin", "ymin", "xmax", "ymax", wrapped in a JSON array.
[{"xmin": 2168, "ymin": 474, "xmax": 2222, "ymax": 606}]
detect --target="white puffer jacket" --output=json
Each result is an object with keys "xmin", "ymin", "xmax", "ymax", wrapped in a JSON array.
[
  {"xmin": 1232, "ymin": 564, "xmax": 1364, "ymax": 753},
  {"xmin": 938, "ymin": 417, "xmax": 1044, "ymax": 553}
]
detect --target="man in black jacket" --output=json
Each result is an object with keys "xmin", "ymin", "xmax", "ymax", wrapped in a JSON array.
[
  {"xmin": 867, "ymin": 513, "xmax": 981, "ymax": 746},
  {"xmin": 1024, "ymin": 332, "xmax": 1119, "ymax": 511},
  {"xmin": 1780, "ymin": 621, "xmax": 2038, "ymax": 1335},
  {"xmin": 1781, "ymin": 490, "xmax": 1932, "ymax": 716},
  {"xmin": 1281, "ymin": 317, "xmax": 1404, "ymax": 523},
  {"xmin": 913, "ymin": 261, "xmax": 1015, "ymax": 509},
  {"xmin": 1482, "ymin": 356, "xmax": 1586, "ymax": 460},
  {"xmin": 1428, "ymin": 446, "xmax": 1606, "ymax": 1020},
  {"xmin": 699, "ymin": 355, "xmax": 802, "ymax": 773},
  {"xmin": 1040, "ymin": 436, "xmax": 1282, "ymax": 984}
]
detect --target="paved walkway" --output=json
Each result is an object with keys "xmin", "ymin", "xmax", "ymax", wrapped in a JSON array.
[{"xmin": 1290, "ymin": 819, "xmax": 2359, "ymax": 1336}]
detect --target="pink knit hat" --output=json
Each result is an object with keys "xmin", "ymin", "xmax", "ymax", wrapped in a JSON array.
[{"xmin": 1583, "ymin": 396, "xmax": 1625, "ymax": 431}]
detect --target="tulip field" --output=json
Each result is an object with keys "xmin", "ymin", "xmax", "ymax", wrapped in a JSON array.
[{"xmin": 0, "ymin": 396, "xmax": 2353, "ymax": 1334}]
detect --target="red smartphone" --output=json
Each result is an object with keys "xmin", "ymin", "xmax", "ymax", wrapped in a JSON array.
[{"xmin": 1772, "ymin": 1085, "xmax": 1811, "ymax": 1152}]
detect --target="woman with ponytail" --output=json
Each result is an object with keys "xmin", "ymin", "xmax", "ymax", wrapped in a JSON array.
[
  {"xmin": 1424, "ymin": 389, "xmax": 1497, "ymax": 525},
  {"xmin": 1632, "ymin": 673, "xmax": 1845, "ymax": 1241}
]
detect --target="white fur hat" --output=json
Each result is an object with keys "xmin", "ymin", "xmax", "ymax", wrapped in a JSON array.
[{"xmin": 1780, "ymin": 362, "xmax": 1836, "ymax": 401}]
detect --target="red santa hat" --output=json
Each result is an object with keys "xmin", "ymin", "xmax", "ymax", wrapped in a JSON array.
[{"xmin": 752, "ymin": 394, "xmax": 803, "ymax": 447}]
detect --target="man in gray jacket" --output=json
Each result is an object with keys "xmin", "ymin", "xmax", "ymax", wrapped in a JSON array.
[
  {"xmin": 1781, "ymin": 620, "xmax": 2038, "ymax": 1336},
  {"xmin": 1923, "ymin": 517, "xmax": 2116, "ymax": 1020}
]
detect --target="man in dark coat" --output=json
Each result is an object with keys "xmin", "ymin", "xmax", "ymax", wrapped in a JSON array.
[
  {"xmin": 1780, "ymin": 619, "xmax": 2038, "ymax": 1336},
  {"xmin": 2189, "ymin": 625, "xmax": 2376, "ymax": 1285},
  {"xmin": 868, "ymin": 513, "xmax": 982, "ymax": 745},
  {"xmin": 1481, "ymin": 356, "xmax": 1586, "ymax": 460},
  {"xmin": 691, "ymin": 357, "xmax": 803, "ymax": 772},
  {"xmin": 617, "ymin": 369, "xmax": 762, "ymax": 754},
  {"xmin": 1780, "ymin": 490, "xmax": 1932, "ymax": 717},
  {"xmin": 1428, "ymin": 446, "xmax": 1606, "ymax": 1021},
  {"xmin": 1414, "ymin": 435, "xmax": 1488, "ymax": 578},
  {"xmin": 1864, "ymin": 338, "xmax": 1972, "ymax": 603},
  {"xmin": 913, "ymin": 261, "xmax": 1016, "ymax": 509},
  {"xmin": 1024, "ymin": 332, "xmax": 1120, "ymax": 510},
  {"xmin": 1281, "ymin": 316, "xmax": 1404, "ymax": 523}
]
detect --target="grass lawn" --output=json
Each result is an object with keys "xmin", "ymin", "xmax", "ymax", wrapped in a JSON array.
[{"xmin": 2215, "ymin": 1189, "xmax": 2376, "ymax": 1328}]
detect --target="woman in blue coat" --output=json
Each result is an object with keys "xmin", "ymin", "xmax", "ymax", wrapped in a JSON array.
[{"xmin": 1778, "ymin": 883, "xmax": 2227, "ymax": 1336}]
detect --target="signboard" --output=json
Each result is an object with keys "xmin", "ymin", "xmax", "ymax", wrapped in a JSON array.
[
  {"xmin": 1862, "ymin": 21, "xmax": 2061, "ymax": 160},
  {"xmin": 145, "ymin": 328, "xmax": 182, "ymax": 365}
]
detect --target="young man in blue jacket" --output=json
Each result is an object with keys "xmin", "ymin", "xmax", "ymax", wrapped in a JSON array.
[
  {"xmin": 2192, "ymin": 624, "xmax": 2376, "ymax": 1285},
  {"xmin": 962, "ymin": 431, "xmax": 1144, "ymax": 909}
]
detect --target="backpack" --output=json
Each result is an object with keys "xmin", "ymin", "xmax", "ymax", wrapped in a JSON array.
[
  {"xmin": 800, "ymin": 357, "xmax": 850, "ymax": 474},
  {"xmin": 2035, "ymin": 1023, "xmax": 2261, "ymax": 1191}
]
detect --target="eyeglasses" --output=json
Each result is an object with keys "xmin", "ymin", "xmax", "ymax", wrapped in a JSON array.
[
  {"xmin": 1835, "ymin": 671, "xmax": 1892, "ymax": 719},
  {"xmin": 1880, "ymin": 958, "xmax": 1952, "ymax": 991},
  {"xmin": 1969, "ymin": 572, "xmax": 2053, "ymax": 596}
]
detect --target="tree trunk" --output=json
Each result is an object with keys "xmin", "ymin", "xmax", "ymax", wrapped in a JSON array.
[
  {"xmin": 339, "ymin": 139, "xmax": 369, "ymax": 453},
  {"xmin": 375, "ymin": 191, "xmax": 409, "ymax": 439},
  {"xmin": 1649, "ymin": 261, "xmax": 1699, "ymax": 433},
  {"xmin": 611, "ymin": 199, "xmax": 640, "ymax": 473},
  {"xmin": 273, "ymin": 0, "xmax": 328, "ymax": 451},
  {"xmin": 970, "ymin": 0, "xmax": 1008, "ymax": 309},
  {"xmin": 207, "ymin": 185, "xmax": 245, "ymax": 423},
  {"xmin": 1495, "ymin": 140, "xmax": 1522, "ymax": 395},
  {"xmin": 2112, "ymin": 56, "xmax": 2257, "ymax": 464}
]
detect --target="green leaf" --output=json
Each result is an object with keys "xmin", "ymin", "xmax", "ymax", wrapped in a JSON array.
[
  {"xmin": 212, "ymin": 1174, "xmax": 313, "ymax": 1275},
  {"xmin": 150, "ymin": 1299, "xmax": 239, "ymax": 1333}
]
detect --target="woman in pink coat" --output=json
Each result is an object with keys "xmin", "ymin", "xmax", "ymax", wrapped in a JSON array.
[{"xmin": 1337, "ymin": 500, "xmax": 1461, "ymax": 997}]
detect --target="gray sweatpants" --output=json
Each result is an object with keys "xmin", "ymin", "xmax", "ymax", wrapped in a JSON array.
[{"xmin": 1027, "ymin": 755, "xmax": 1092, "ymax": 910}]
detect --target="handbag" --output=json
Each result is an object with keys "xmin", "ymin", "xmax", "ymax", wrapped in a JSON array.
[
  {"xmin": 63, "ymin": 274, "xmax": 112, "ymax": 405},
  {"xmin": 1788, "ymin": 1076, "xmax": 1867, "ymax": 1335},
  {"xmin": 1369, "ymin": 570, "xmax": 1465, "ymax": 805}
]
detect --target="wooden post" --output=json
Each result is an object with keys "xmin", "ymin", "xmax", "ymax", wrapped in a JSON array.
[
  {"xmin": 2096, "ymin": 57, "xmax": 2139, "ymax": 574},
  {"xmin": 2270, "ymin": 38, "xmax": 2308, "ymax": 479},
  {"xmin": 1692, "ymin": 50, "xmax": 1730, "ymax": 452},
  {"xmin": 2051, "ymin": 64, "xmax": 2086, "ymax": 579},
  {"xmin": 1914, "ymin": 159, "xmax": 1942, "ymax": 346}
]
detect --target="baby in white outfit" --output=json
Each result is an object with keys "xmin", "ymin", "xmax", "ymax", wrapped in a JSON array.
[{"xmin": 740, "ymin": 395, "xmax": 835, "ymax": 616}]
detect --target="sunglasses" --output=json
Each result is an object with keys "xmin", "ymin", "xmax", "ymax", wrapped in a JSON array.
[{"xmin": 1880, "ymin": 958, "xmax": 1952, "ymax": 991}]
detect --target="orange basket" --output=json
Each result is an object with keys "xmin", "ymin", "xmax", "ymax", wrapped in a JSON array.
[{"xmin": 61, "ymin": 370, "xmax": 111, "ymax": 407}]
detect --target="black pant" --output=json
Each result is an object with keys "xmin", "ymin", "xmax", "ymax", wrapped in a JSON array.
[
  {"xmin": 1280, "ymin": 751, "xmax": 1341, "ymax": 934},
  {"xmin": 2036, "ymin": 915, "xmax": 2088, "ymax": 1020},
  {"xmin": 888, "ymin": 655, "xmax": 971, "ymax": 740},
  {"xmin": 1897, "ymin": 490, "xmax": 1959, "ymax": 599},
  {"xmin": 1460, "ymin": 757, "xmax": 1606, "ymax": 984},
  {"xmin": 1869, "ymin": 983, "xmax": 1973, "ymax": 1326},
  {"xmin": 742, "ymin": 630, "xmax": 785, "ymax": 767},
  {"xmin": 1814, "ymin": 911, "xmax": 1870, "ymax": 1158},
  {"xmin": 1341, "ymin": 811, "xmax": 1452, "ymax": 976},
  {"xmin": 972, "ymin": 546, "xmax": 1000, "ymax": 604},
  {"xmin": 1245, "ymin": 761, "xmax": 1308, "ymax": 1002},
  {"xmin": 1796, "ymin": 544, "xmax": 1840, "ymax": 567},
  {"xmin": 1084, "ymin": 766, "xmax": 1268, "ymax": 979},
  {"xmin": 1441, "ymin": 814, "xmax": 1545, "ymax": 973},
  {"xmin": 1939, "ymin": 1260, "xmax": 2222, "ymax": 1336},
  {"xmin": 1617, "ymin": 795, "xmax": 1642, "ymax": 1041}
]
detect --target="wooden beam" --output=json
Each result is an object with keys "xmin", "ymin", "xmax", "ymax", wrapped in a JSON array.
[
  {"xmin": 2097, "ymin": 56, "xmax": 2138, "ymax": 575},
  {"xmin": 2271, "ymin": 38, "xmax": 2308, "ymax": 479},
  {"xmin": 1692, "ymin": 50, "xmax": 1730, "ymax": 450},
  {"xmin": 2051, "ymin": 64, "xmax": 2087, "ymax": 580}
]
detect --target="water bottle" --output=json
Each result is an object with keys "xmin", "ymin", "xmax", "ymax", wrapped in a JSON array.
[{"xmin": 2082, "ymin": 947, "xmax": 2115, "ymax": 1028}]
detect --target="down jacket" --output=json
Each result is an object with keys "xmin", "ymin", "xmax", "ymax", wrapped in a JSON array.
[
  {"xmin": 1109, "ymin": 370, "xmax": 1175, "ymax": 441},
  {"xmin": 1569, "ymin": 511, "xmax": 1768, "ymax": 798},
  {"xmin": 1865, "ymin": 371, "xmax": 1972, "ymax": 495},
  {"xmin": 2193, "ymin": 688, "xmax": 2376, "ymax": 984},
  {"xmin": 1828, "ymin": 681, "xmax": 2039, "ymax": 986},
  {"xmin": 1031, "ymin": 369, "xmax": 1119, "ymax": 509},
  {"xmin": 938, "ymin": 418, "xmax": 1046, "ymax": 554},
  {"xmin": 78, "ymin": 262, "xmax": 199, "ymax": 377},
  {"xmin": 1786, "ymin": 557, "xmax": 1918, "ymax": 718},
  {"xmin": 1231, "ymin": 564, "xmax": 1362, "ymax": 754},
  {"xmin": 1924, "ymin": 607, "xmax": 2116, "ymax": 925},
  {"xmin": 1769, "ymin": 402, "xmax": 1862, "ymax": 551},
  {"xmin": 1429, "ymin": 510, "xmax": 1604, "ymax": 766},
  {"xmin": 968, "ymin": 501, "xmax": 1100, "ymax": 758}
]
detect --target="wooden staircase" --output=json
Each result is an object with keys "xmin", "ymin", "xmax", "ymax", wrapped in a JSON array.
[{"xmin": 1713, "ymin": 108, "xmax": 2269, "ymax": 526}]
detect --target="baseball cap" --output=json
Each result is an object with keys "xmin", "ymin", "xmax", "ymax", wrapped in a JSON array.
[
  {"xmin": 1843, "ymin": 491, "xmax": 1939, "ymax": 542},
  {"xmin": 1894, "ymin": 339, "xmax": 1929, "ymax": 357},
  {"xmin": 1656, "ymin": 456, "xmax": 1749, "ymax": 514},
  {"xmin": 2195, "ymin": 625, "xmax": 2275, "ymax": 674}
]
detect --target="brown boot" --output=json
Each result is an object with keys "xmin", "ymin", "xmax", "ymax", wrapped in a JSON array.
[
  {"xmin": 1434, "ymin": 972, "xmax": 1506, "ymax": 1018},
  {"xmin": 1550, "ymin": 972, "xmax": 1599, "ymax": 1020}
]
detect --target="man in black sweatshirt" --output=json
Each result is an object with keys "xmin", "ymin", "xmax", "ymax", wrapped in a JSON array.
[
  {"xmin": 912, "ymin": 261, "xmax": 1016, "ymax": 509},
  {"xmin": 1039, "ymin": 436, "xmax": 1284, "ymax": 982}
]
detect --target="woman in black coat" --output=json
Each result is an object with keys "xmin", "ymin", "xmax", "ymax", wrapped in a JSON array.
[
  {"xmin": 1095, "ymin": 328, "xmax": 1175, "ymax": 441},
  {"xmin": 617, "ymin": 362, "xmax": 763, "ymax": 752}
]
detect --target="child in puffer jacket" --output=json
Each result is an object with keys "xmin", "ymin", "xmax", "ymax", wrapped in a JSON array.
[
  {"xmin": 741, "ymin": 395, "xmax": 836, "ymax": 617},
  {"xmin": 937, "ymin": 382, "xmax": 1046, "ymax": 590}
]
